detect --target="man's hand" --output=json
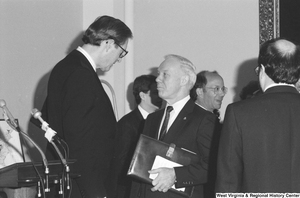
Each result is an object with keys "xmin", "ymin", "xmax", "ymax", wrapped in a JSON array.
[{"xmin": 148, "ymin": 167, "xmax": 176, "ymax": 193}]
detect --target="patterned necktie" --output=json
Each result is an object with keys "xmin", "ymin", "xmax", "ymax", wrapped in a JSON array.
[
  {"xmin": 213, "ymin": 109, "xmax": 220, "ymax": 121},
  {"xmin": 159, "ymin": 106, "xmax": 173, "ymax": 141}
]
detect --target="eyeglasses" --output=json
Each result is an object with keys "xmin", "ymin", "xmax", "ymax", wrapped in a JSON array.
[
  {"xmin": 205, "ymin": 86, "xmax": 228, "ymax": 94},
  {"xmin": 114, "ymin": 42, "xmax": 128, "ymax": 58},
  {"xmin": 254, "ymin": 66, "xmax": 261, "ymax": 76},
  {"xmin": 255, "ymin": 64, "xmax": 263, "ymax": 76}
]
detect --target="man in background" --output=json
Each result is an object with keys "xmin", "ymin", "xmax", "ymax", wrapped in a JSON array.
[
  {"xmin": 190, "ymin": 70, "xmax": 227, "ymax": 119},
  {"xmin": 109, "ymin": 74, "xmax": 162, "ymax": 198},
  {"xmin": 133, "ymin": 54, "xmax": 216, "ymax": 198},
  {"xmin": 39, "ymin": 15, "xmax": 132, "ymax": 198},
  {"xmin": 189, "ymin": 70, "xmax": 226, "ymax": 198},
  {"xmin": 216, "ymin": 37, "xmax": 300, "ymax": 192}
]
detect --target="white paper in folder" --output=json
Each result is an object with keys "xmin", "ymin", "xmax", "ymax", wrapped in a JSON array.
[{"xmin": 149, "ymin": 155, "xmax": 185, "ymax": 192}]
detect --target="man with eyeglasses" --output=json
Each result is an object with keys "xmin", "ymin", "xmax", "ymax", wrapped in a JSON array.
[
  {"xmin": 216, "ymin": 37, "xmax": 300, "ymax": 193},
  {"xmin": 190, "ymin": 70, "xmax": 226, "ymax": 198},
  {"xmin": 190, "ymin": 71, "xmax": 227, "ymax": 118},
  {"xmin": 37, "ymin": 15, "xmax": 132, "ymax": 198}
]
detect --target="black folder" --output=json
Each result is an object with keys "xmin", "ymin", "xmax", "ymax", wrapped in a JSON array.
[{"xmin": 127, "ymin": 134, "xmax": 199, "ymax": 197}]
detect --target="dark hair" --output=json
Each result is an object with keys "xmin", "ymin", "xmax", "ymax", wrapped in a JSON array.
[
  {"xmin": 258, "ymin": 37, "xmax": 300, "ymax": 84},
  {"xmin": 190, "ymin": 70, "xmax": 218, "ymax": 101},
  {"xmin": 82, "ymin": 15, "xmax": 133, "ymax": 46},
  {"xmin": 133, "ymin": 75, "xmax": 157, "ymax": 104}
]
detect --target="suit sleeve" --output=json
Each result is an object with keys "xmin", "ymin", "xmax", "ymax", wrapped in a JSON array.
[
  {"xmin": 115, "ymin": 117, "xmax": 139, "ymax": 178},
  {"xmin": 215, "ymin": 105, "xmax": 243, "ymax": 192},
  {"xmin": 174, "ymin": 113, "xmax": 216, "ymax": 187}
]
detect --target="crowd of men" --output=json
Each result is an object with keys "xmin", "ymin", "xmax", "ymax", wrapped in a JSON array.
[{"xmin": 31, "ymin": 15, "xmax": 300, "ymax": 198}]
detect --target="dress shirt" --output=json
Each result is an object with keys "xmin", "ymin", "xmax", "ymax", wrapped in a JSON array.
[
  {"xmin": 77, "ymin": 46, "xmax": 97, "ymax": 72},
  {"xmin": 138, "ymin": 105, "xmax": 150, "ymax": 119},
  {"xmin": 264, "ymin": 82, "xmax": 295, "ymax": 92},
  {"xmin": 158, "ymin": 95, "xmax": 190, "ymax": 138},
  {"xmin": 195, "ymin": 103, "xmax": 211, "ymax": 112}
]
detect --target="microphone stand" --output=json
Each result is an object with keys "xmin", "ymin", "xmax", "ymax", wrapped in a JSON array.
[
  {"xmin": 0, "ymin": 100, "xmax": 49, "ymax": 197},
  {"xmin": 31, "ymin": 108, "xmax": 71, "ymax": 197},
  {"xmin": 48, "ymin": 139, "xmax": 69, "ymax": 197},
  {"xmin": 5, "ymin": 120, "xmax": 49, "ymax": 197}
]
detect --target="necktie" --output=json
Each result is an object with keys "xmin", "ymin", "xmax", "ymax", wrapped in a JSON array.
[
  {"xmin": 159, "ymin": 106, "xmax": 173, "ymax": 140},
  {"xmin": 213, "ymin": 109, "xmax": 220, "ymax": 122}
]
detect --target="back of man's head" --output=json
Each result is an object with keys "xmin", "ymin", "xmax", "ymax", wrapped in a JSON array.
[
  {"xmin": 258, "ymin": 37, "xmax": 300, "ymax": 84},
  {"xmin": 82, "ymin": 15, "xmax": 133, "ymax": 46},
  {"xmin": 133, "ymin": 75, "xmax": 157, "ymax": 105}
]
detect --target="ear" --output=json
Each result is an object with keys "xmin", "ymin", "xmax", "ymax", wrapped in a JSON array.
[
  {"xmin": 259, "ymin": 65, "xmax": 266, "ymax": 80},
  {"xmin": 260, "ymin": 64, "xmax": 265, "ymax": 73},
  {"xmin": 180, "ymin": 75, "xmax": 189, "ymax": 86},
  {"xmin": 139, "ymin": 92, "xmax": 146, "ymax": 101},
  {"xmin": 196, "ymin": 87, "xmax": 204, "ymax": 98},
  {"xmin": 103, "ymin": 39, "xmax": 115, "ymax": 52}
]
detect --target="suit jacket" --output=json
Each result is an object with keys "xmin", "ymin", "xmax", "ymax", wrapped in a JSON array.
[
  {"xmin": 132, "ymin": 99, "xmax": 217, "ymax": 198},
  {"xmin": 216, "ymin": 86, "xmax": 300, "ymax": 192},
  {"xmin": 108, "ymin": 107, "xmax": 145, "ymax": 198},
  {"xmin": 42, "ymin": 50, "xmax": 116, "ymax": 198},
  {"xmin": 196, "ymin": 107, "xmax": 222, "ymax": 198}
]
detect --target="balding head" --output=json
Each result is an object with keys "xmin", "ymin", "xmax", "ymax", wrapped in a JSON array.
[
  {"xmin": 258, "ymin": 38, "xmax": 300, "ymax": 84},
  {"xmin": 275, "ymin": 39, "xmax": 297, "ymax": 56}
]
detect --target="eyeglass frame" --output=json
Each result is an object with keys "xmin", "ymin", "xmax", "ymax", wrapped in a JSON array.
[
  {"xmin": 114, "ymin": 42, "xmax": 128, "ymax": 58},
  {"xmin": 204, "ymin": 86, "xmax": 228, "ymax": 94},
  {"xmin": 255, "ymin": 64, "xmax": 263, "ymax": 76}
]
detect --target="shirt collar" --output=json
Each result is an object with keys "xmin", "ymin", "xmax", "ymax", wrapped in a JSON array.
[
  {"xmin": 264, "ymin": 82, "xmax": 295, "ymax": 92},
  {"xmin": 167, "ymin": 95, "xmax": 190, "ymax": 115},
  {"xmin": 76, "ymin": 46, "xmax": 97, "ymax": 72},
  {"xmin": 138, "ymin": 105, "xmax": 149, "ymax": 119},
  {"xmin": 195, "ymin": 103, "xmax": 211, "ymax": 112}
]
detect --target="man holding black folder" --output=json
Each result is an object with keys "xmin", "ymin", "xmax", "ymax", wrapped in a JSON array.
[{"xmin": 130, "ymin": 54, "xmax": 217, "ymax": 198}]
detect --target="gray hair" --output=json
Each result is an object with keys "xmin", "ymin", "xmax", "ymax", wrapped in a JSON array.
[{"xmin": 164, "ymin": 54, "xmax": 197, "ymax": 88}]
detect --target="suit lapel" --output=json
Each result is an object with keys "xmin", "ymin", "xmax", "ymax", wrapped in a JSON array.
[
  {"xmin": 164, "ymin": 99, "xmax": 195, "ymax": 143},
  {"xmin": 151, "ymin": 109, "xmax": 165, "ymax": 139}
]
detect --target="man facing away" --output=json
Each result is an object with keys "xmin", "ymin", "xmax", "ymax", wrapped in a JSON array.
[
  {"xmin": 40, "ymin": 15, "xmax": 132, "ymax": 198},
  {"xmin": 190, "ymin": 70, "xmax": 227, "ymax": 198},
  {"xmin": 109, "ymin": 74, "xmax": 162, "ymax": 198},
  {"xmin": 131, "ymin": 54, "xmax": 217, "ymax": 198},
  {"xmin": 216, "ymin": 37, "xmax": 300, "ymax": 192}
]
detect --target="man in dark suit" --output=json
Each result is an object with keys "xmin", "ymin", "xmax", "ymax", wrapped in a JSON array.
[
  {"xmin": 190, "ymin": 70, "xmax": 227, "ymax": 118},
  {"xmin": 109, "ymin": 74, "xmax": 162, "ymax": 198},
  {"xmin": 216, "ymin": 37, "xmax": 300, "ymax": 192},
  {"xmin": 40, "ymin": 16, "xmax": 132, "ymax": 198},
  {"xmin": 190, "ymin": 70, "xmax": 227, "ymax": 198},
  {"xmin": 132, "ymin": 54, "xmax": 217, "ymax": 198}
]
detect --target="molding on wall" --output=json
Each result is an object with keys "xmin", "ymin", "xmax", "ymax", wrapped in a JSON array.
[
  {"xmin": 259, "ymin": 0, "xmax": 280, "ymax": 44},
  {"xmin": 124, "ymin": 1, "xmax": 134, "ymax": 114}
]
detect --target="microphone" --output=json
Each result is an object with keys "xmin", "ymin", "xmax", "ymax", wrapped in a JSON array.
[
  {"xmin": 31, "ymin": 108, "xmax": 70, "ymax": 191},
  {"xmin": 31, "ymin": 108, "xmax": 58, "ymax": 142},
  {"xmin": 0, "ymin": 99, "xmax": 20, "ymax": 131}
]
